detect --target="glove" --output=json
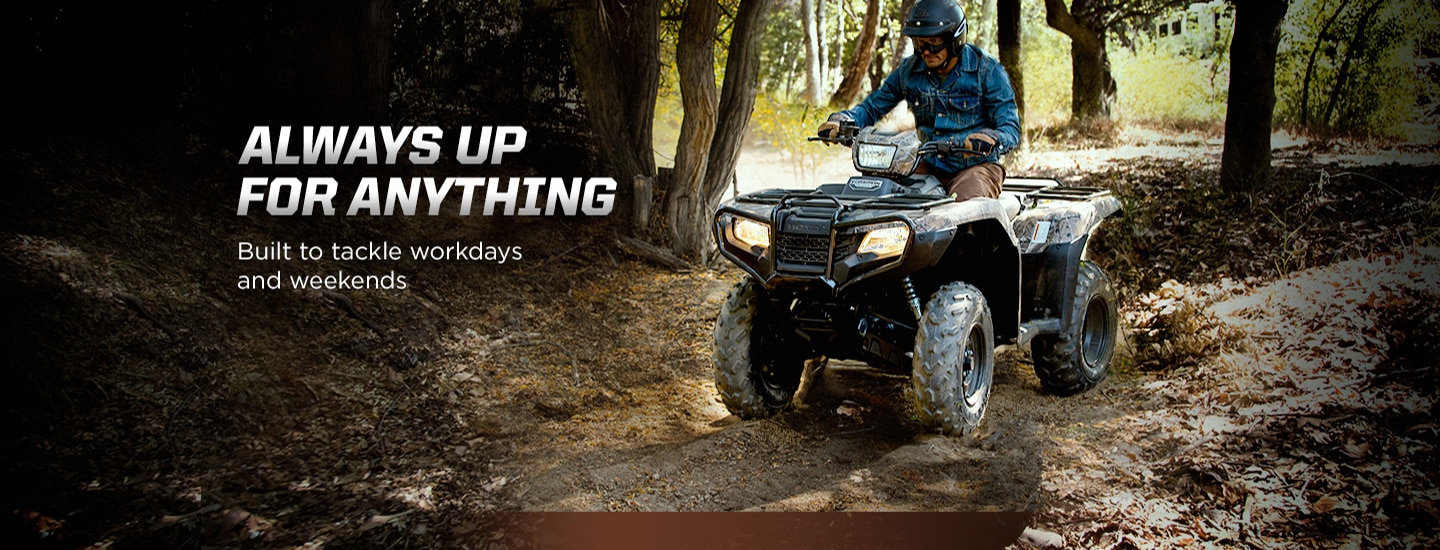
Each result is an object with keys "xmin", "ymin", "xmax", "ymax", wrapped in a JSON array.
[
  {"xmin": 959, "ymin": 133, "xmax": 997, "ymax": 157},
  {"xmin": 816, "ymin": 112, "xmax": 851, "ymax": 143},
  {"xmin": 919, "ymin": 133, "xmax": 999, "ymax": 158}
]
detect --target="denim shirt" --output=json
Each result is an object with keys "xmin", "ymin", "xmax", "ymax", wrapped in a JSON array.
[{"xmin": 840, "ymin": 44, "xmax": 1021, "ymax": 175}]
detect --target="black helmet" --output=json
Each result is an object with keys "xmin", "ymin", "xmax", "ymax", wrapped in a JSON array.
[{"xmin": 903, "ymin": 0, "xmax": 968, "ymax": 54}]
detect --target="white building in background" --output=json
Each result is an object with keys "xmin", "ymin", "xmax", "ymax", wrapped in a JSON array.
[{"xmin": 1152, "ymin": 1, "xmax": 1233, "ymax": 55}]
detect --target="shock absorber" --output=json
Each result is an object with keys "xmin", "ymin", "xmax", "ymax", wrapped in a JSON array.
[{"xmin": 901, "ymin": 276, "xmax": 923, "ymax": 321}]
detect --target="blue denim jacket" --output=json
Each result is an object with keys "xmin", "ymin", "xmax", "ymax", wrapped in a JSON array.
[{"xmin": 840, "ymin": 44, "xmax": 1021, "ymax": 175}]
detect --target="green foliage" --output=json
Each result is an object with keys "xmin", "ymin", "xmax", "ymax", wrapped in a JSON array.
[
  {"xmin": 756, "ymin": 0, "xmax": 807, "ymax": 94},
  {"xmin": 755, "ymin": 0, "xmax": 912, "ymax": 99},
  {"xmin": 1111, "ymin": 40, "xmax": 1228, "ymax": 125},
  {"xmin": 1274, "ymin": 0, "xmax": 1439, "ymax": 138},
  {"xmin": 1424, "ymin": 186, "xmax": 1440, "ymax": 247},
  {"xmin": 1022, "ymin": 0, "xmax": 1075, "ymax": 128},
  {"xmin": 750, "ymin": 92, "xmax": 828, "ymax": 151}
]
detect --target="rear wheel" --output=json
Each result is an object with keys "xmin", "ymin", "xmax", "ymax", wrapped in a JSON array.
[
  {"xmin": 713, "ymin": 279, "xmax": 805, "ymax": 418},
  {"xmin": 1033, "ymin": 262, "xmax": 1118, "ymax": 396},
  {"xmin": 911, "ymin": 282, "xmax": 995, "ymax": 436}
]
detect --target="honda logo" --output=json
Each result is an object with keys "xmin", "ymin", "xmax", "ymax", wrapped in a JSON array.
[
  {"xmin": 848, "ymin": 178, "xmax": 883, "ymax": 191},
  {"xmin": 785, "ymin": 220, "xmax": 828, "ymax": 234}
]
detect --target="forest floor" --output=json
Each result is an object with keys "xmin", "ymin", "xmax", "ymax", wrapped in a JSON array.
[{"xmin": 1, "ymin": 131, "xmax": 1437, "ymax": 548}]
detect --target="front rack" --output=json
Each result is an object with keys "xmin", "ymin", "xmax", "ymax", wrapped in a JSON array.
[
  {"xmin": 737, "ymin": 181, "xmax": 1113, "ymax": 211},
  {"xmin": 736, "ymin": 189, "xmax": 950, "ymax": 211}
]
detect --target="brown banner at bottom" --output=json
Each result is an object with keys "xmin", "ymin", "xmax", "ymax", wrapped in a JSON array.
[{"xmin": 463, "ymin": 511, "xmax": 1031, "ymax": 550}]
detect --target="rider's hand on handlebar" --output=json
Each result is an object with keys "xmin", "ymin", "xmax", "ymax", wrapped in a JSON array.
[
  {"xmin": 817, "ymin": 121, "xmax": 840, "ymax": 143},
  {"xmin": 960, "ymin": 133, "xmax": 997, "ymax": 158},
  {"xmin": 816, "ymin": 112, "xmax": 851, "ymax": 145},
  {"xmin": 920, "ymin": 133, "xmax": 999, "ymax": 158}
]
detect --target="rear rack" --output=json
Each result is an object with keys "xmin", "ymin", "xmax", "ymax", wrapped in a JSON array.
[
  {"xmin": 1028, "ymin": 186, "xmax": 1113, "ymax": 201},
  {"xmin": 1002, "ymin": 180, "xmax": 1113, "ymax": 207}
]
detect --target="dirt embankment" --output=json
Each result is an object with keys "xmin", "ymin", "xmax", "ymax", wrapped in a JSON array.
[{"xmin": 1, "ymin": 138, "xmax": 1437, "ymax": 548}]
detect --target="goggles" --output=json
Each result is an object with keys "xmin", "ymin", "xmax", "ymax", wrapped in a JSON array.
[{"xmin": 912, "ymin": 38, "xmax": 948, "ymax": 55}]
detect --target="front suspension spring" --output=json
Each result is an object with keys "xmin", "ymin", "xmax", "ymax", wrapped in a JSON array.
[{"xmin": 901, "ymin": 276, "xmax": 923, "ymax": 320}]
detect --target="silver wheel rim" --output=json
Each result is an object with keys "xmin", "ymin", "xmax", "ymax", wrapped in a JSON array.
[
  {"xmin": 962, "ymin": 325, "xmax": 989, "ymax": 408},
  {"xmin": 1081, "ymin": 297, "xmax": 1111, "ymax": 372}
]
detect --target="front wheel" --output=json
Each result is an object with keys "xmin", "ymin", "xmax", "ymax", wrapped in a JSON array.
[
  {"xmin": 912, "ymin": 282, "xmax": 995, "ymax": 436},
  {"xmin": 713, "ymin": 279, "xmax": 805, "ymax": 418},
  {"xmin": 1032, "ymin": 262, "xmax": 1119, "ymax": 396}
]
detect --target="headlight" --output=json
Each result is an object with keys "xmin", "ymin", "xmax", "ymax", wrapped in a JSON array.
[
  {"xmin": 854, "ymin": 143, "xmax": 897, "ymax": 171},
  {"xmin": 720, "ymin": 213, "xmax": 771, "ymax": 250},
  {"xmin": 734, "ymin": 217, "xmax": 771, "ymax": 249},
  {"xmin": 856, "ymin": 224, "xmax": 910, "ymax": 257}
]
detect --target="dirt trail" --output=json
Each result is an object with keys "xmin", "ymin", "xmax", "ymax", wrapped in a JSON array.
[{"xmin": 497, "ymin": 275, "xmax": 1079, "ymax": 513}]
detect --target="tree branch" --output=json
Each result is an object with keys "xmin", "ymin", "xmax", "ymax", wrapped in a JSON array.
[{"xmin": 1044, "ymin": 0, "xmax": 1088, "ymax": 38}]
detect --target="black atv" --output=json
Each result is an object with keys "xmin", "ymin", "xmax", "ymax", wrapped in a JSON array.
[{"xmin": 710, "ymin": 123, "xmax": 1122, "ymax": 436}]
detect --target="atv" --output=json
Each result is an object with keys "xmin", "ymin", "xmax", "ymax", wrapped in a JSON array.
[{"xmin": 710, "ymin": 123, "xmax": 1122, "ymax": 436}]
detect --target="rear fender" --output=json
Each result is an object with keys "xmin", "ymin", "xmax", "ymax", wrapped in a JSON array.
[
  {"xmin": 1012, "ymin": 195, "xmax": 1122, "ymax": 254},
  {"xmin": 1014, "ymin": 195, "xmax": 1120, "ymax": 333}
]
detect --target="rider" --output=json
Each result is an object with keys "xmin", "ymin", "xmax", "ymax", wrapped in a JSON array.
[{"xmin": 818, "ymin": 0, "xmax": 1020, "ymax": 202}]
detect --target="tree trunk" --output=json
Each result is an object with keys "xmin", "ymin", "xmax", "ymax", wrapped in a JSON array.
[
  {"xmin": 829, "ymin": 0, "xmax": 882, "ymax": 109},
  {"xmin": 888, "ymin": 0, "xmax": 917, "ymax": 71},
  {"xmin": 1321, "ymin": 0, "xmax": 1383, "ymax": 130},
  {"xmin": 1220, "ymin": 0, "xmax": 1290, "ymax": 192},
  {"xmin": 974, "ymin": 0, "xmax": 998, "ymax": 52},
  {"xmin": 1070, "ymin": 31, "xmax": 1114, "ymax": 122},
  {"xmin": 698, "ymin": 0, "xmax": 772, "ymax": 246},
  {"xmin": 1044, "ymin": 0, "xmax": 1114, "ymax": 122},
  {"xmin": 998, "ymin": 0, "xmax": 1025, "ymax": 128},
  {"xmin": 870, "ymin": 30, "xmax": 889, "ymax": 91},
  {"xmin": 830, "ymin": 3, "xmax": 844, "ymax": 90},
  {"xmin": 542, "ymin": 0, "xmax": 660, "ymax": 213},
  {"xmin": 784, "ymin": 40, "xmax": 797, "ymax": 97},
  {"xmin": 817, "ymin": 0, "xmax": 829, "ymax": 94},
  {"xmin": 1298, "ymin": 0, "xmax": 1352, "ymax": 127},
  {"xmin": 801, "ymin": 0, "xmax": 824, "ymax": 104},
  {"xmin": 295, "ymin": 0, "xmax": 394, "ymax": 124},
  {"xmin": 666, "ymin": 0, "xmax": 720, "ymax": 255}
]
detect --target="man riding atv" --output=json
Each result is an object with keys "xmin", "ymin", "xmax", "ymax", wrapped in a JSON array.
[
  {"xmin": 709, "ymin": 0, "xmax": 1119, "ymax": 439},
  {"xmin": 818, "ymin": 0, "xmax": 1020, "ymax": 203}
]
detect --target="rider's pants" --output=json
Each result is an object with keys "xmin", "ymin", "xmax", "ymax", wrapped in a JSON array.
[{"xmin": 917, "ymin": 161, "xmax": 1005, "ymax": 202}]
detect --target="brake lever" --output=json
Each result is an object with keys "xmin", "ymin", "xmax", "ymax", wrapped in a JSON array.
[{"xmin": 808, "ymin": 136, "xmax": 854, "ymax": 146}]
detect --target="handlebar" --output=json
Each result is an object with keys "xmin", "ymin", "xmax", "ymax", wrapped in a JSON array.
[
  {"xmin": 810, "ymin": 122, "xmax": 995, "ymax": 158},
  {"xmin": 917, "ymin": 141, "xmax": 991, "ymax": 158},
  {"xmin": 808, "ymin": 134, "xmax": 989, "ymax": 157},
  {"xmin": 810, "ymin": 120, "xmax": 860, "ymax": 146}
]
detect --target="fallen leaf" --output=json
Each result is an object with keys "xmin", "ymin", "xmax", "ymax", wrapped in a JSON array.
[
  {"xmin": 1312, "ymin": 495, "xmax": 1340, "ymax": 514},
  {"xmin": 359, "ymin": 510, "xmax": 413, "ymax": 533},
  {"xmin": 1341, "ymin": 441, "xmax": 1370, "ymax": 459},
  {"xmin": 482, "ymin": 476, "xmax": 508, "ymax": 492}
]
